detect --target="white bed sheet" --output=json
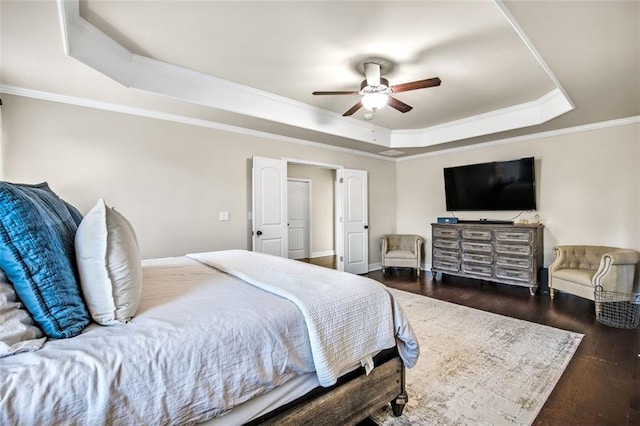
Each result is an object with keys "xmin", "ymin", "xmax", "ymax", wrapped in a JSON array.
[
  {"xmin": 0, "ymin": 257, "xmax": 316, "ymax": 425},
  {"xmin": 188, "ymin": 250, "xmax": 418, "ymax": 386}
]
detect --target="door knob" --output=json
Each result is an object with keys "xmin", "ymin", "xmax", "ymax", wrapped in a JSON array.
[
  {"xmin": 256, "ymin": 230, "xmax": 263, "ymax": 236},
  {"xmin": 364, "ymin": 225, "xmax": 369, "ymax": 229}
]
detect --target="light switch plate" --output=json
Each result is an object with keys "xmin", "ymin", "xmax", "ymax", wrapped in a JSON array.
[{"xmin": 219, "ymin": 211, "xmax": 230, "ymax": 221}]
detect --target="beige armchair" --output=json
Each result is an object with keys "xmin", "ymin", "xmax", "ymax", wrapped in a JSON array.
[
  {"xmin": 549, "ymin": 245, "xmax": 640, "ymax": 300},
  {"xmin": 381, "ymin": 234, "xmax": 423, "ymax": 276}
]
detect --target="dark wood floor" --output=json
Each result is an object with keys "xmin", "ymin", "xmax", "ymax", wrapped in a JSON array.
[
  {"xmin": 304, "ymin": 257, "xmax": 639, "ymax": 425},
  {"xmin": 296, "ymin": 256, "xmax": 337, "ymax": 269}
]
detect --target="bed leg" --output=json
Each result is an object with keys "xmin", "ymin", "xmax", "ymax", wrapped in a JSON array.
[
  {"xmin": 390, "ymin": 363, "xmax": 408, "ymax": 417},
  {"xmin": 391, "ymin": 393, "xmax": 407, "ymax": 416}
]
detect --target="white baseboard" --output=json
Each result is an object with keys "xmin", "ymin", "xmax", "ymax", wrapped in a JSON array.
[{"xmin": 310, "ymin": 250, "xmax": 335, "ymax": 258}]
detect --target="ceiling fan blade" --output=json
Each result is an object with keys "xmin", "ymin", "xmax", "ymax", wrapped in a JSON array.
[
  {"xmin": 312, "ymin": 91, "xmax": 359, "ymax": 95},
  {"xmin": 391, "ymin": 77, "xmax": 441, "ymax": 93},
  {"xmin": 387, "ymin": 96, "xmax": 413, "ymax": 113},
  {"xmin": 343, "ymin": 101, "xmax": 363, "ymax": 116},
  {"xmin": 364, "ymin": 62, "xmax": 381, "ymax": 87}
]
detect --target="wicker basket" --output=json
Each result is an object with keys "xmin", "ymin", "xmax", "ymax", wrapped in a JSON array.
[{"xmin": 594, "ymin": 285, "xmax": 640, "ymax": 329}]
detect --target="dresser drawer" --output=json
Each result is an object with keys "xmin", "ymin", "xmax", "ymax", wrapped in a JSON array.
[
  {"xmin": 495, "ymin": 256, "xmax": 532, "ymax": 269},
  {"xmin": 495, "ymin": 229, "xmax": 533, "ymax": 243},
  {"xmin": 462, "ymin": 228, "xmax": 492, "ymax": 241},
  {"xmin": 433, "ymin": 227, "xmax": 459, "ymax": 238},
  {"xmin": 434, "ymin": 238, "xmax": 460, "ymax": 250},
  {"xmin": 495, "ymin": 267, "xmax": 532, "ymax": 282},
  {"xmin": 433, "ymin": 259, "xmax": 460, "ymax": 272},
  {"xmin": 462, "ymin": 241, "xmax": 492, "ymax": 253},
  {"xmin": 462, "ymin": 263, "xmax": 493, "ymax": 277},
  {"xmin": 431, "ymin": 222, "xmax": 542, "ymax": 290},
  {"xmin": 434, "ymin": 248, "xmax": 460, "ymax": 261},
  {"xmin": 462, "ymin": 252, "xmax": 493, "ymax": 265},
  {"xmin": 495, "ymin": 243, "xmax": 532, "ymax": 256}
]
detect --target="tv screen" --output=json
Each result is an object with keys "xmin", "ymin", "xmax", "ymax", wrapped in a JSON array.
[{"xmin": 444, "ymin": 157, "xmax": 536, "ymax": 211}]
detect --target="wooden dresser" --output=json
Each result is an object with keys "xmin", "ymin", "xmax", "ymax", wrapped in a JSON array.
[{"xmin": 431, "ymin": 223, "xmax": 544, "ymax": 295}]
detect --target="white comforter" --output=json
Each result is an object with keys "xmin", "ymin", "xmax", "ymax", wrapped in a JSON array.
[
  {"xmin": 188, "ymin": 250, "xmax": 419, "ymax": 386},
  {"xmin": 1, "ymin": 257, "xmax": 315, "ymax": 425},
  {"xmin": 1, "ymin": 251, "xmax": 420, "ymax": 425}
]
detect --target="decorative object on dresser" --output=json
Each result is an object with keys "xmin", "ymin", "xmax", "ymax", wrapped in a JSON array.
[
  {"xmin": 381, "ymin": 234, "xmax": 423, "ymax": 277},
  {"xmin": 431, "ymin": 223, "xmax": 544, "ymax": 295}
]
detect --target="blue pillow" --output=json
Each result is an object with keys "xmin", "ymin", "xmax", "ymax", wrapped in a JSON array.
[
  {"xmin": 0, "ymin": 182, "xmax": 89, "ymax": 338},
  {"xmin": 64, "ymin": 200, "xmax": 84, "ymax": 226}
]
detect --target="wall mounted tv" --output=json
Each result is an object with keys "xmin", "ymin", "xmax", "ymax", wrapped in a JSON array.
[{"xmin": 444, "ymin": 157, "xmax": 536, "ymax": 211}]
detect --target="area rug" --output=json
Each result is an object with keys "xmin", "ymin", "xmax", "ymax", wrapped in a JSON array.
[{"xmin": 371, "ymin": 289, "xmax": 583, "ymax": 425}]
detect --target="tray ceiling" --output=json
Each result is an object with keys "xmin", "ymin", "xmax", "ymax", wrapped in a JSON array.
[{"xmin": 1, "ymin": 1, "xmax": 638, "ymax": 158}]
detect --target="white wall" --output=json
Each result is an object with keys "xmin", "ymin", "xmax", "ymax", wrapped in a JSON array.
[
  {"xmin": 1, "ymin": 95, "xmax": 396, "ymax": 262},
  {"xmin": 396, "ymin": 121, "xmax": 640, "ymax": 267},
  {"xmin": 287, "ymin": 164, "xmax": 335, "ymax": 257}
]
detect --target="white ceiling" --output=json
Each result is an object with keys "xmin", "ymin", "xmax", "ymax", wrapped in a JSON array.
[{"xmin": 1, "ymin": 0, "xmax": 638, "ymax": 158}]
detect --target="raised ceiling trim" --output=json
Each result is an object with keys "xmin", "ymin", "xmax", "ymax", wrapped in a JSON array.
[
  {"xmin": 390, "ymin": 89, "xmax": 573, "ymax": 148},
  {"xmin": 494, "ymin": 0, "xmax": 574, "ymax": 108},
  {"xmin": 2, "ymin": 84, "xmax": 634, "ymax": 165},
  {"xmin": 56, "ymin": 0, "xmax": 392, "ymax": 148},
  {"xmin": 397, "ymin": 115, "xmax": 640, "ymax": 161},
  {"xmin": 0, "ymin": 85, "xmax": 395, "ymax": 162},
  {"xmin": 56, "ymin": 0, "xmax": 574, "ymax": 150}
]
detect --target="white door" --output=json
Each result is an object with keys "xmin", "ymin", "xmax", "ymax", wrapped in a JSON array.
[
  {"xmin": 252, "ymin": 156, "xmax": 287, "ymax": 257},
  {"xmin": 338, "ymin": 169, "xmax": 369, "ymax": 274},
  {"xmin": 287, "ymin": 179, "xmax": 310, "ymax": 259}
]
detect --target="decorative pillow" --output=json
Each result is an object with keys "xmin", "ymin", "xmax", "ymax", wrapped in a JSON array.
[
  {"xmin": 0, "ymin": 270, "xmax": 47, "ymax": 358},
  {"xmin": 64, "ymin": 200, "xmax": 84, "ymax": 226},
  {"xmin": 75, "ymin": 199, "xmax": 143, "ymax": 325},
  {"xmin": 0, "ymin": 182, "xmax": 90, "ymax": 338}
]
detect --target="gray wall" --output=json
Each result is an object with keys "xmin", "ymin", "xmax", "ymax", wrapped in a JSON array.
[
  {"xmin": 2, "ymin": 94, "xmax": 638, "ymax": 269},
  {"xmin": 1, "ymin": 95, "xmax": 396, "ymax": 263},
  {"xmin": 395, "ymin": 121, "xmax": 640, "ymax": 266}
]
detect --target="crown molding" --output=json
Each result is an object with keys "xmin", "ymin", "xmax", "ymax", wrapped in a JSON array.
[
  {"xmin": 0, "ymin": 85, "xmax": 395, "ymax": 162},
  {"xmin": 391, "ymin": 89, "xmax": 573, "ymax": 148},
  {"xmin": 2, "ymin": 85, "xmax": 635, "ymax": 165},
  {"xmin": 397, "ymin": 115, "xmax": 640, "ymax": 162},
  {"xmin": 494, "ymin": 0, "xmax": 574, "ymax": 109},
  {"xmin": 55, "ymin": 0, "xmax": 574, "ymax": 150},
  {"xmin": 55, "ymin": 0, "xmax": 392, "ymax": 148}
]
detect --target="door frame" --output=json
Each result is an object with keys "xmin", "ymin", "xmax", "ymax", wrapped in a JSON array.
[
  {"xmin": 287, "ymin": 178, "xmax": 312, "ymax": 260},
  {"xmin": 283, "ymin": 158, "xmax": 345, "ymax": 270}
]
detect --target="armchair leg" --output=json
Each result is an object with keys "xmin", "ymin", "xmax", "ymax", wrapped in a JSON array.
[
  {"xmin": 550, "ymin": 288, "xmax": 555, "ymax": 300},
  {"xmin": 417, "ymin": 267, "xmax": 420, "ymax": 277}
]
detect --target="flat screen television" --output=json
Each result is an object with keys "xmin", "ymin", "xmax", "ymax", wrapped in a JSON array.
[{"xmin": 444, "ymin": 157, "xmax": 536, "ymax": 211}]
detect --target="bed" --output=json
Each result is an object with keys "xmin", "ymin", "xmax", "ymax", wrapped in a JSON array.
[
  {"xmin": 0, "ymin": 253, "xmax": 418, "ymax": 425},
  {"xmin": 0, "ymin": 183, "xmax": 419, "ymax": 425}
]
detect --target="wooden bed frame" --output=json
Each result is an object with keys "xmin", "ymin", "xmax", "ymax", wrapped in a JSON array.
[{"xmin": 248, "ymin": 351, "xmax": 407, "ymax": 425}]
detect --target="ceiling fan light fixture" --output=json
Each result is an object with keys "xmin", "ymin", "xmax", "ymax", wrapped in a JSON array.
[{"xmin": 361, "ymin": 93, "xmax": 388, "ymax": 111}]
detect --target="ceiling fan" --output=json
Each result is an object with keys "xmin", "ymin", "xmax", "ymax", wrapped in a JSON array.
[{"xmin": 312, "ymin": 62, "xmax": 441, "ymax": 117}]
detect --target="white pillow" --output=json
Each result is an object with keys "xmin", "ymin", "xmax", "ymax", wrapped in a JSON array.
[
  {"xmin": 75, "ymin": 199, "xmax": 143, "ymax": 325},
  {"xmin": 0, "ymin": 270, "xmax": 46, "ymax": 357}
]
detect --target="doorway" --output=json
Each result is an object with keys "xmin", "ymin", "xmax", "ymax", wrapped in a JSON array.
[
  {"xmin": 252, "ymin": 156, "xmax": 368, "ymax": 274},
  {"xmin": 288, "ymin": 164, "xmax": 336, "ymax": 268}
]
